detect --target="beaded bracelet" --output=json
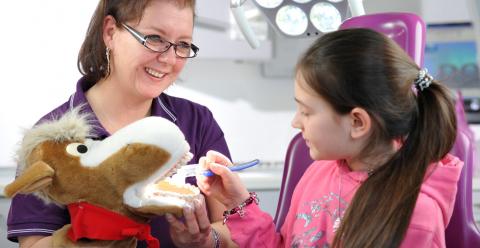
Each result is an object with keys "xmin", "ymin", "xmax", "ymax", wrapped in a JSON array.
[{"xmin": 223, "ymin": 192, "xmax": 259, "ymax": 224}]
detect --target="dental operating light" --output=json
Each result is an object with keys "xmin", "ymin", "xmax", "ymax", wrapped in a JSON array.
[
  {"xmin": 253, "ymin": 0, "xmax": 352, "ymax": 37},
  {"xmin": 230, "ymin": 0, "xmax": 365, "ymax": 47}
]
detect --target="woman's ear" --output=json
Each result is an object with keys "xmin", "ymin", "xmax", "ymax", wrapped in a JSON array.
[
  {"xmin": 349, "ymin": 107, "xmax": 371, "ymax": 139},
  {"xmin": 102, "ymin": 15, "xmax": 117, "ymax": 48}
]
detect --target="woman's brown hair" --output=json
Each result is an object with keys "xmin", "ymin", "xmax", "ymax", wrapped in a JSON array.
[
  {"xmin": 77, "ymin": 0, "xmax": 196, "ymax": 83},
  {"xmin": 297, "ymin": 28, "xmax": 457, "ymax": 247}
]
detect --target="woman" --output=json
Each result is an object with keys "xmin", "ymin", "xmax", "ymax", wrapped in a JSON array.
[{"xmin": 7, "ymin": 0, "xmax": 233, "ymax": 247}]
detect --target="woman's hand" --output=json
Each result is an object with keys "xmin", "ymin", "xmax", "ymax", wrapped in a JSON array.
[
  {"xmin": 196, "ymin": 150, "xmax": 250, "ymax": 209},
  {"xmin": 166, "ymin": 195, "xmax": 215, "ymax": 248}
]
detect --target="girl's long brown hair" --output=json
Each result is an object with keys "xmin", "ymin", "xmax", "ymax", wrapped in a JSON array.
[
  {"xmin": 297, "ymin": 28, "xmax": 457, "ymax": 247},
  {"xmin": 77, "ymin": 0, "xmax": 195, "ymax": 84}
]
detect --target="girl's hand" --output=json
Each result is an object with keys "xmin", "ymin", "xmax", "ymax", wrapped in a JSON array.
[
  {"xmin": 196, "ymin": 150, "xmax": 250, "ymax": 209},
  {"xmin": 166, "ymin": 195, "xmax": 214, "ymax": 248}
]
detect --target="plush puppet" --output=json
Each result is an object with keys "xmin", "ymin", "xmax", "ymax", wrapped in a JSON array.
[{"xmin": 4, "ymin": 108, "xmax": 201, "ymax": 248}]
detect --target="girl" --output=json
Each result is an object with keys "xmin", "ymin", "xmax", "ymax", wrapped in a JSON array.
[{"xmin": 195, "ymin": 28, "xmax": 463, "ymax": 247}]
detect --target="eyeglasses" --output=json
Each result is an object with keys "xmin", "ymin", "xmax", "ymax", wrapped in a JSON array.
[{"xmin": 122, "ymin": 23, "xmax": 199, "ymax": 58}]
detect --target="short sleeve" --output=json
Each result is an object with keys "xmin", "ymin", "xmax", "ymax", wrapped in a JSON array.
[{"xmin": 7, "ymin": 194, "xmax": 69, "ymax": 242}]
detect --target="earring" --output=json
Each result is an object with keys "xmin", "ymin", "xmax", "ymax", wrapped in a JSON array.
[{"xmin": 105, "ymin": 47, "xmax": 111, "ymax": 77}]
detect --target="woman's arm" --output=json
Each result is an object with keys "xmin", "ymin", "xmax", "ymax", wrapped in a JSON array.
[{"xmin": 19, "ymin": 236, "xmax": 52, "ymax": 248}]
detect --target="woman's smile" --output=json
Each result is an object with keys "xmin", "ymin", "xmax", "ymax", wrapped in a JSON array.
[{"xmin": 145, "ymin": 67, "xmax": 166, "ymax": 79}]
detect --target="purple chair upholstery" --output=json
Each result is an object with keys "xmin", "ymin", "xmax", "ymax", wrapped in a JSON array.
[
  {"xmin": 274, "ymin": 12, "xmax": 480, "ymax": 247},
  {"xmin": 273, "ymin": 132, "xmax": 312, "ymax": 231},
  {"xmin": 445, "ymin": 92, "xmax": 480, "ymax": 247},
  {"xmin": 339, "ymin": 12, "xmax": 426, "ymax": 66}
]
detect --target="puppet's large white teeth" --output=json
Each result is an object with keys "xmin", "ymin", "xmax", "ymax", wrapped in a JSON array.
[{"xmin": 160, "ymin": 151, "xmax": 193, "ymax": 179}]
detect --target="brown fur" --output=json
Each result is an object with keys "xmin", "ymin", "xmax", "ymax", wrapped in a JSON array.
[
  {"xmin": 35, "ymin": 141, "xmax": 170, "ymax": 221},
  {"xmin": 7, "ymin": 140, "xmax": 171, "ymax": 247},
  {"xmin": 5, "ymin": 111, "xmax": 196, "ymax": 247}
]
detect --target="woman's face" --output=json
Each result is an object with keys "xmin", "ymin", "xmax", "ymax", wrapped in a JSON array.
[
  {"xmin": 108, "ymin": 0, "xmax": 194, "ymax": 100},
  {"xmin": 291, "ymin": 74, "xmax": 354, "ymax": 161}
]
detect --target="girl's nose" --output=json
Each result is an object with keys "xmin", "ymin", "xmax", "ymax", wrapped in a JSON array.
[{"xmin": 291, "ymin": 112, "xmax": 301, "ymax": 129}]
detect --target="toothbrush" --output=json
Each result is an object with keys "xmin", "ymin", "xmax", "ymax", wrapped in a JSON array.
[{"xmin": 175, "ymin": 159, "xmax": 260, "ymax": 178}]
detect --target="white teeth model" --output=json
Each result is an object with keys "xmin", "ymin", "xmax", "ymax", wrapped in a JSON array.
[
  {"xmin": 122, "ymin": 118, "xmax": 201, "ymax": 210},
  {"xmin": 125, "ymin": 151, "xmax": 200, "ymax": 210},
  {"xmin": 146, "ymin": 67, "xmax": 165, "ymax": 78},
  {"xmin": 124, "ymin": 150, "xmax": 196, "ymax": 208}
]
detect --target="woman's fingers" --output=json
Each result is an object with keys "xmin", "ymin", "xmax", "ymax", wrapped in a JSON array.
[
  {"xmin": 167, "ymin": 201, "xmax": 212, "ymax": 247},
  {"xmin": 194, "ymin": 196, "xmax": 211, "ymax": 234},
  {"xmin": 183, "ymin": 205, "xmax": 202, "ymax": 235},
  {"xmin": 165, "ymin": 213, "xmax": 185, "ymax": 233},
  {"xmin": 181, "ymin": 196, "xmax": 211, "ymax": 234}
]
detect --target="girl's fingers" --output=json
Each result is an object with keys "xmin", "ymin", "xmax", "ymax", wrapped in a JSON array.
[
  {"xmin": 206, "ymin": 150, "xmax": 232, "ymax": 166},
  {"xmin": 198, "ymin": 156, "xmax": 208, "ymax": 170},
  {"xmin": 196, "ymin": 172, "xmax": 212, "ymax": 193},
  {"xmin": 208, "ymin": 162, "xmax": 231, "ymax": 176}
]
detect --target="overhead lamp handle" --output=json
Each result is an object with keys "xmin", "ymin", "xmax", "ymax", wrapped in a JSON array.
[
  {"xmin": 230, "ymin": 0, "xmax": 260, "ymax": 49},
  {"xmin": 348, "ymin": 0, "xmax": 366, "ymax": 17}
]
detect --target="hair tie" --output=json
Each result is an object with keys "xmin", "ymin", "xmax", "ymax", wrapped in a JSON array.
[{"xmin": 414, "ymin": 68, "xmax": 433, "ymax": 92}]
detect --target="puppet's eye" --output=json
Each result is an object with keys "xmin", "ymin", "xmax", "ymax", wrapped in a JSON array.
[{"xmin": 66, "ymin": 143, "xmax": 89, "ymax": 156}]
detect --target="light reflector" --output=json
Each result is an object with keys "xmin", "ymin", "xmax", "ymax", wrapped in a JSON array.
[
  {"xmin": 310, "ymin": 2, "xmax": 342, "ymax": 33},
  {"xmin": 275, "ymin": 5, "xmax": 308, "ymax": 36}
]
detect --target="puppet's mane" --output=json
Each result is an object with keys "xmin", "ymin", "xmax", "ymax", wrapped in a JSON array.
[{"xmin": 16, "ymin": 107, "xmax": 93, "ymax": 175}]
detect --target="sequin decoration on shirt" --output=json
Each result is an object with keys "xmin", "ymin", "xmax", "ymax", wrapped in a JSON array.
[{"xmin": 292, "ymin": 192, "xmax": 348, "ymax": 247}]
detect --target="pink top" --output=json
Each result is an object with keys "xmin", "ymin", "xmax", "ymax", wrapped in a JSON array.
[{"xmin": 227, "ymin": 154, "xmax": 463, "ymax": 247}]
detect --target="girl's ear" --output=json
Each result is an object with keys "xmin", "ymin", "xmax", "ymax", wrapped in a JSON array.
[
  {"xmin": 102, "ymin": 15, "xmax": 117, "ymax": 48},
  {"xmin": 349, "ymin": 107, "xmax": 371, "ymax": 139}
]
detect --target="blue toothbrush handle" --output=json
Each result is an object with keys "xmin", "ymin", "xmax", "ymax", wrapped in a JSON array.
[{"xmin": 203, "ymin": 159, "xmax": 260, "ymax": 177}]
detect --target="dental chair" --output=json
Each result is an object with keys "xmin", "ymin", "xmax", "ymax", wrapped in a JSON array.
[
  {"xmin": 273, "ymin": 13, "xmax": 480, "ymax": 247},
  {"xmin": 445, "ymin": 91, "xmax": 480, "ymax": 247}
]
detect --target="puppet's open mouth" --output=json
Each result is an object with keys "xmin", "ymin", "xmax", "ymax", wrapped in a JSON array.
[
  {"xmin": 124, "ymin": 151, "xmax": 201, "ymax": 216},
  {"xmin": 148, "ymin": 151, "xmax": 199, "ymax": 197}
]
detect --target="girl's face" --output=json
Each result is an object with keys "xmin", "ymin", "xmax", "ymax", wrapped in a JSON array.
[
  {"xmin": 291, "ymin": 74, "xmax": 354, "ymax": 161},
  {"xmin": 108, "ymin": 0, "xmax": 193, "ymax": 100}
]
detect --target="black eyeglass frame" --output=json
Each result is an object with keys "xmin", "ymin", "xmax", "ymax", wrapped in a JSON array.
[{"xmin": 121, "ymin": 23, "xmax": 199, "ymax": 58}]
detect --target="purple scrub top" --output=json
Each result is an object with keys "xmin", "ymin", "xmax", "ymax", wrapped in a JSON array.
[{"xmin": 7, "ymin": 77, "xmax": 231, "ymax": 247}]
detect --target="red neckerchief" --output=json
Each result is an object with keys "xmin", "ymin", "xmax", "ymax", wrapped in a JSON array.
[{"xmin": 67, "ymin": 202, "xmax": 159, "ymax": 248}]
